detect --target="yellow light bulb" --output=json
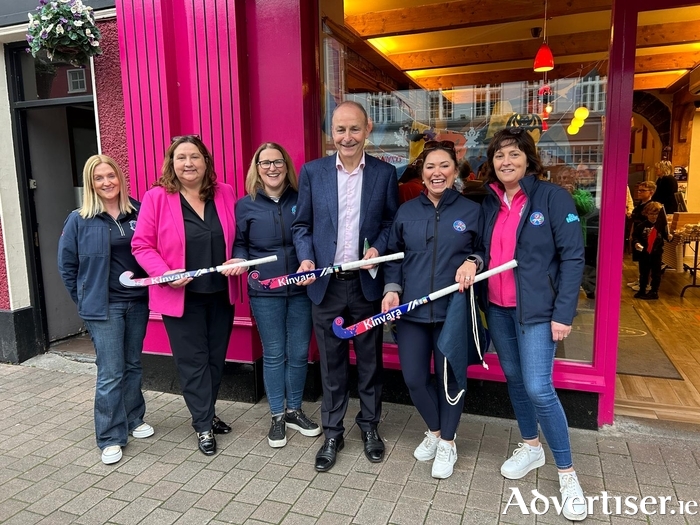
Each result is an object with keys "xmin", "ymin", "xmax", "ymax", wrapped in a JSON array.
[
  {"xmin": 574, "ymin": 107, "xmax": 589, "ymax": 120},
  {"xmin": 567, "ymin": 124, "xmax": 579, "ymax": 135},
  {"xmin": 571, "ymin": 117, "xmax": 585, "ymax": 128},
  {"xmin": 545, "ymin": 104, "xmax": 553, "ymax": 113}
]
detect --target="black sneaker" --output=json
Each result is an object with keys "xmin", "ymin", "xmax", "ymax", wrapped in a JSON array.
[
  {"xmin": 633, "ymin": 290, "xmax": 647, "ymax": 298},
  {"xmin": 285, "ymin": 409, "xmax": 322, "ymax": 437},
  {"xmin": 641, "ymin": 291, "xmax": 659, "ymax": 300},
  {"xmin": 268, "ymin": 415, "xmax": 287, "ymax": 448}
]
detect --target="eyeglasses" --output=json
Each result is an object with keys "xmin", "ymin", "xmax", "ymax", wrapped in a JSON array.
[
  {"xmin": 423, "ymin": 140, "xmax": 455, "ymax": 152},
  {"xmin": 171, "ymin": 134, "xmax": 200, "ymax": 143},
  {"xmin": 257, "ymin": 159, "xmax": 286, "ymax": 169},
  {"xmin": 637, "ymin": 189, "xmax": 652, "ymax": 193}
]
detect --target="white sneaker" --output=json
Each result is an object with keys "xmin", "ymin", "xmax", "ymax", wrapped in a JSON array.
[
  {"xmin": 101, "ymin": 445, "xmax": 122, "ymax": 465},
  {"xmin": 414, "ymin": 431, "xmax": 440, "ymax": 461},
  {"xmin": 500, "ymin": 443, "xmax": 545, "ymax": 479},
  {"xmin": 131, "ymin": 423, "xmax": 154, "ymax": 438},
  {"xmin": 431, "ymin": 440, "xmax": 457, "ymax": 479},
  {"xmin": 627, "ymin": 281, "xmax": 640, "ymax": 291},
  {"xmin": 560, "ymin": 473, "xmax": 587, "ymax": 521}
]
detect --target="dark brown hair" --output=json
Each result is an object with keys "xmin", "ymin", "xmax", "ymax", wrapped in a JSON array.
[
  {"xmin": 484, "ymin": 128, "xmax": 545, "ymax": 189},
  {"xmin": 155, "ymin": 135, "xmax": 217, "ymax": 200}
]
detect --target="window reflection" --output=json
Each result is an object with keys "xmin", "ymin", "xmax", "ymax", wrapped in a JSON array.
[
  {"xmin": 19, "ymin": 50, "xmax": 93, "ymax": 101},
  {"xmin": 322, "ymin": 32, "xmax": 605, "ymax": 363}
]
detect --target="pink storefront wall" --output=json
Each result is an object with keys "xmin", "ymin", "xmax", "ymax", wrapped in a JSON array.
[{"xmin": 113, "ymin": 0, "xmax": 260, "ymax": 363}]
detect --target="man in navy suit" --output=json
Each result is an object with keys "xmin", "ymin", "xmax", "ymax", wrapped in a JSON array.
[{"xmin": 292, "ymin": 101, "xmax": 399, "ymax": 472}]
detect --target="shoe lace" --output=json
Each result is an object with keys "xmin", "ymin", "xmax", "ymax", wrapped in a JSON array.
[
  {"xmin": 421, "ymin": 431, "xmax": 438, "ymax": 449},
  {"xmin": 559, "ymin": 474, "xmax": 581, "ymax": 499},
  {"xmin": 271, "ymin": 417, "xmax": 285, "ymax": 433},
  {"xmin": 435, "ymin": 442, "xmax": 452, "ymax": 462},
  {"xmin": 509, "ymin": 443, "xmax": 530, "ymax": 465}
]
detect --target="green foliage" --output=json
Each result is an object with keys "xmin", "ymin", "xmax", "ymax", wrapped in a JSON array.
[{"xmin": 26, "ymin": 0, "xmax": 102, "ymax": 67}]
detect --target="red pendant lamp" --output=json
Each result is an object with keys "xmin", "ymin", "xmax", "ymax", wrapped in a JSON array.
[
  {"xmin": 534, "ymin": 43, "xmax": 554, "ymax": 72},
  {"xmin": 533, "ymin": 0, "xmax": 554, "ymax": 73}
]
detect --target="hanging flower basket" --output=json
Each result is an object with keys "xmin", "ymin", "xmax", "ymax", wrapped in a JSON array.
[{"xmin": 26, "ymin": 0, "xmax": 102, "ymax": 67}]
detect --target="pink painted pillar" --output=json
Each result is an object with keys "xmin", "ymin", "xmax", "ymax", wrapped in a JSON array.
[{"xmin": 115, "ymin": 0, "xmax": 259, "ymax": 362}]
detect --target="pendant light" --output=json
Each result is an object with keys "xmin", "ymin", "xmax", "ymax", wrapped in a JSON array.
[{"xmin": 533, "ymin": 0, "xmax": 554, "ymax": 72}]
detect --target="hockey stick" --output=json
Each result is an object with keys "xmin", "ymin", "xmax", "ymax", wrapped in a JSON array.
[
  {"xmin": 248, "ymin": 252, "xmax": 405, "ymax": 291},
  {"xmin": 120, "ymin": 255, "xmax": 278, "ymax": 288},
  {"xmin": 332, "ymin": 259, "xmax": 518, "ymax": 339}
]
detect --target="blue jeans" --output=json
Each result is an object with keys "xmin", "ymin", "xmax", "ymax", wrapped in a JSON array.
[
  {"xmin": 486, "ymin": 304, "xmax": 573, "ymax": 469},
  {"xmin": 84, "ymin": 300, "xmax": 149, "ymax": 449},
  {"xmin": 250, "ymin": 294, "xmax": 312, "ymax": 415}
]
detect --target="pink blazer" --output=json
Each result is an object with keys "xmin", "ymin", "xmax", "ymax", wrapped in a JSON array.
[{"xmin": 132, "ymin": 183, "xmax": 239, "ymax": 317}]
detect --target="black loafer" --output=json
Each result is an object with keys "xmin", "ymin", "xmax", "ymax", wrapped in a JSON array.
[
  {"xmin": 314, "ymin": 437, "xmax": 344, "ymax": 472},
  {"xmin": 212, "ymin": 416, "xmax": 231, "ymax": 434},
  {"xmin": 197, "ymin": 430, "xmax": 217, "ymax": 456},
  {"xmin": 362, "ymin": 428, "xmax": 385, "ymax": 463}
]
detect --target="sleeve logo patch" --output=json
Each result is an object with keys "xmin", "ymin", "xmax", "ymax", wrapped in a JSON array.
[
  {"xmin": 529, "ymin": 211, "xmax": 545, "ymax": 226},
  {"xmin": 453, "ymin": 220, "xmax": 466, "ymax": 232},
  {"xmin": 291, "ymin": 205, "xmax": 297, "ymax": 215},
  {"xmin": 566, "ymin": 213, "xmax": 580, "ymax": 223}
]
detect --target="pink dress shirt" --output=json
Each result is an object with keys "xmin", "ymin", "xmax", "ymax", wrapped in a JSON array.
[{"xmin": 333, "ymin": 154, "xmax": 365, "ymax": 264}]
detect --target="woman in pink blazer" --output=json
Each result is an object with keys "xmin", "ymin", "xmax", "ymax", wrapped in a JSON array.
[{"xmin": 132, "ymin": 135, "xmax": 238, "ymax": 456}]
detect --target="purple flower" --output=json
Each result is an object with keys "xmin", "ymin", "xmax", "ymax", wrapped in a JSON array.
[
  {"xmin": 39, "ymin": 0, "xmax": 47, "ymax": 4},
  {"xmin": 25, "ymin": 48, "xmax": 31, "ymax": 53},
  {"xmin": 40, "ymin": 30, "xmax": 48, "ymax": 39},
  {"xmin": 27, "ymin": 35, "xmax": 34, "ymax": 42},
  {"xmin": 60, "ymin": 17, "xmax": 68, "ymax": 23}
]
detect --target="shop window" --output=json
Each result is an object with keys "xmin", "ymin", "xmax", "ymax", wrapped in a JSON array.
[{"xmin": 66, "ymin": 69, "xmax": 87, "ymax": 94}]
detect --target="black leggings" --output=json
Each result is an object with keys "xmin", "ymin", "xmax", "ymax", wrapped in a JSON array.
[{"xmin": 396, "ymin": 319, "xmax": 464, "ymax": 441}]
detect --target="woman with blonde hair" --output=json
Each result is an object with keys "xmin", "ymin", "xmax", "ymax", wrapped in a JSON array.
[
  {"xmin": 58, "ymin": 155, "xmax": 153, "ymax": 466},
  {"xmin": 652, "ymin": 160, "xmax": 678, "ymax": 214},
  {"xmin": 227, "ymin": 142, "xmax": 320, "ymax": 448}
]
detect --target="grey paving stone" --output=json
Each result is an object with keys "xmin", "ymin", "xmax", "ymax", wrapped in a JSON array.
[
  {"xmin": 633, "ymin": 462, "xmax": 673, "ymax": 488},
  {"xmin": 75, "ymin": 497, "xmax": 129, "ymax": 525},
  {"xmin": 0, "ymin": 498, "xmax": 29, "ymax": 523},
  {"xmin": 161, "ymin": 490, "xmax": 202, "ymax": 513},
  {"xmin": 181, "ymin": 467, "xmax": 225, "ymax": 494},
  {"xmin": 110, "ymin": 481, "xmax": 152, "ymax": 502},
  {"xmin": 249, "ymin": 500, "xmax": 291, "ymax": 524},
  {"xmin": 388, "ymin": 495, "xmax": 430, "ymax": 524},
  {"xmin": 13, "ymin": 478, "xmax": 64, "ymax": 504},
  {"xmin": 170, "ymin": 507, "xmax": 216, "ymax": 524},
  {"xmin": 192, "ymin": 488, "xmax": 234, "ymax": 512},
  {"xmin": 315, "ymin": 512, "xmax": 352, "ymax": 524},
  {"xmin": 267, "ymin": 477, "xmax": 310, "ymax": 505},
  {"xmin": 290, "ymin": 487, "xmax": 333, "ymax": 517},
  {"xmin": 142, "ymin": 480, "xmax": 183, "ymax": 501},
  {"xmin": 217, "ymin": 500, "xmax": 257, "ymax": 524},
  {"xmin": 234, "ymin": 478, "xmax": 278, "ymax": 505},
  {"xmin": 25, "ymin": 487, "xmax": 78, "ymax": 516},
  {"xmin": 325, "ymin": 486, "xmax": 367, "ymax": 516},
  {"xmin": 1, "ymin": 509, "xmax": 44, "ymax": 525},
  {"xmin": 598, "ymin": 439, "xmax": 630, "ymax": 456},
  {"xmin": 35, "ymin": 510, "xmax": 81, "ymax": 524},
  {"xmin": 401, "ymin": 479, "xmax": 436, "ymax": 501},
  {"xmin": 109, "ymin": 496, "xmax": 162, "ymax": 525},
  {"xmin": 352, "ymin": 497, "xmax": 394, "ymax": 525},
  {"xmin": 310, "ymin": 472, "xmax": 345, "ymax": 492},
  {"xmin": 432, "ymin": 491, "xmax": 467, "ymax": 514},
  {"xmin": 94, "ymin": 471, "xmax": 135, "ymax": 492},
  {"xmin": 137, "ymin": 508, "xmax": 181, "ymax": 525}
]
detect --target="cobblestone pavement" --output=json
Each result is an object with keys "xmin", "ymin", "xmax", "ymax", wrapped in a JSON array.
[{"xmin": 2, "ymin": 361, "xmax": 700, "ymax": 524}]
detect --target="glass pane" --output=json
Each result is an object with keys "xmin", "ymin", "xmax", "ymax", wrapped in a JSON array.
[
  {"xmin": 321, "ymin": 21, "xmax": 611, "ymax": 363},
  {"xmin": 19, "ymin": 50, "xmax": 93, "ymax": 101}
]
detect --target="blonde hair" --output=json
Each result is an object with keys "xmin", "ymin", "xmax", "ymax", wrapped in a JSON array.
[
  {"xmin": 639, "ymin": 180, "xmax": 656, "ymax": 193},
  {"xmin": 655, "ymin": 160, "xmax": 673, "ymax": 176},
  {"xmin": 642, "ymin": 201, "xmax": 663, "ymax": 217},
  {"xmin": 79, "ymin": 155, "xmax": 134, "ymax": 219},
  {"xmin": 245, "ymin": 142, "xmax": 298, "ymax": 199}
]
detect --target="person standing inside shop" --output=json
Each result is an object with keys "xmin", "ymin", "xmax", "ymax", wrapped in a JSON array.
[
  {"xmin": 381, "ymin": 141, "xmax": 482, "ymax": 480},
  {"xmin": 227, "ymin": 142, "xmax": 321, "ymax": 448},
  {"xmin": 480, "ymin": 128, "xmax": 587, "ymax": 521},
  {"xmin": 58, "ymin": 155, "xmax": 153, "ymax": 466},
  {"xmin": 632, "ymin": 201, "xmax": 667, "ymax": 300},
  {"xmin": 132, "ymin": 136, "xmax": 238, "ymax": 457},
  {"xmin": 292, "ymin": 100, "xmax": 399, "ymax": 472},
  {"xmin": 628, "ymin": 180, "xmax": 656, "ymax": 292},
  {"xmin": 652, "ymin": 160, "xmax": 678, "ymax": 215}
]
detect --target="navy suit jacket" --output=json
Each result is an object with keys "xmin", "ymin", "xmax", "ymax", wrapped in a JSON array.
[{"xmin": 292, "ymin": 153, "xmax": 399, "ymax": 305}]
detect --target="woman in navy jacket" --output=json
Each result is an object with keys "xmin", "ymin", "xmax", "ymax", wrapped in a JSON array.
[
  {"xmin": 381, "ymin": 141, "xmax": 482, "ymax": 480},
  {"xmin": 58, "ymin": 155, "xmax": 153, "ymax": 466},
  {"xmin": 480, "ymin": 129, "xmax": 586, "ymax": 521},
  {"xmin": 228, "ymin": 143, "xmax": 320, "ymax": 448}
]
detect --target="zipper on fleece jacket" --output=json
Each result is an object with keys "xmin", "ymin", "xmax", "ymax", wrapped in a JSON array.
[
  {"xmin": 276, "ymin": 201, "xmax": 291, "ymax": 297},
  {"xmin": 429, "ymin": 207, "xmax": 440, "ymax": 322}
]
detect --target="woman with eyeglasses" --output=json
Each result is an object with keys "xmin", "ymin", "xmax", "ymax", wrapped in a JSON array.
[
  {"xmin": 381, "ymin": 140, "xmax": 483, "ymax": 480},
  {"xmin": 58, "ymin": 155, "xmax": 154, "ymax": 465},
  {"xmin": 132, "ymin": 135, "xmax": 238, "ymax": 456},
  {"xmin": 479, "ymin": 128, "xmax": 586, "ymax": 521},
  {"xmin": 225, "ymin": 143, "xmax": 320, "ymax": 448}
]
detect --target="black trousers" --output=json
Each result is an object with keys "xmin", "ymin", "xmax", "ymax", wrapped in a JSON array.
[
  {"xmin": 396, "ymin": 319, "xmax": 463, "ymax": 441},
  {"xmin": 312, "ymin": 277, "xmax": 383, "ymax": 439},
  {"xmin": 638, "ymin": 250, "xmax": 663, "ymax": 293},
  {"xmin": 162, "ymin": 290, "xmax": 234, "ymax": 433}
]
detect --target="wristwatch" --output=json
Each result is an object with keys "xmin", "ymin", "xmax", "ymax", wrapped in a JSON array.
[{"xmin": 465, "ymin": 255, "xmax": 478, "ymax": 265}]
